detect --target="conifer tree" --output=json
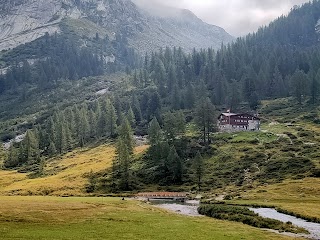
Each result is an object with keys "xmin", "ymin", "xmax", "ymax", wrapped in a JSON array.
[
  {"xmin": 126, "ymin": 106, "xmax": 135, "ymax": 128},
  {"xmin": 193, "ymin": 151, "xmax": 204, "ymax": 191},
  {"xmin": 195, "ymin": 98, "xmax": 216, "ymax": 144},
  {"xmin": 4, "ymin": 145, "xmax": 18, "ymax": 168},
  {"xmin": 118, "ymin": 117, "xmax": 134, "ymax": 155},
  {"xmin": 163, "ymin": 111, "xmax": 186, "ymax": 142},
  {"xmin": 78, "ymin": 107, "xmax": 90, "ymax": 147},
  {"xmin": 88, "ymin": 109, "xmax": 97, "ymax": 139},
  {"xmin": 147, "ymin": 117, "xmax": 163, "ymax": 165},
  {"xmin": 106, "ymin": 99, "xmax": 117, "ymax": 137},
  {"xmin": 311, "ymin": 69, "xmax": 320, "ymax": 104},
  {"xmin": 117, "ymin": 139, "xmax": 131, "ymax": 190},
  {"xmin": 20, "ymin": 130, "xmax": 40, "ymax": 164},
  {"xmin": 114, "ymin": 117, "xmax": 134, "ymax": 191},
  {"xmin": 56, "ymin": 114, "xmax": 67, "ymax": 154},
  {"xmin": 292, "ymin": 69, "xmax": 308, "ymax": 104},
  {"xmin": 148, "ymin": 117, "xmax": 162, "ymax": 146},
  {"xmin": 167, "ymin": 146, "xmax": 183, "ymax": 184}
]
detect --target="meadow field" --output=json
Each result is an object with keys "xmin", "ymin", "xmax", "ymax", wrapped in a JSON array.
[
  {"xmin": 0, "ymin": 196, "xmax": 305, "ymax": 240},
  {"xmin": 0, "ymin": 145, "xmax": 147, "ymax": 196},
  {"xmin": 228, "ymin": 178, "xmax": 320, "ymax": 221}
]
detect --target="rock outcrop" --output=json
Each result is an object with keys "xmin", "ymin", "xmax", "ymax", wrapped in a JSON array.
[{"xmin": 0, "ymin": 0, "xmax": 234, "ymax": 52}]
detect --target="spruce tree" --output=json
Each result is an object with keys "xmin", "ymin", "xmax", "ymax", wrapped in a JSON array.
[
  {"xmin": 114, "ymin": 117, "xmax": 134, "ymax": 191},
  {"xmin": 193, "ymin": 152, "xmax": 204, "ymax": 191},
  {"xmin": 292, "ymin": 69, "xmax": 308, "ymax": 104},
  {"xmin": 106, "ymin": 99, "xmax": 117, "ymax": 138},
  {"xmin": 311, "ymin": 69, "xmax": 320, "ymax": 104},
  {"xmin": 118, "ymin": 117, "xmax": 134, "ymax": 155},
  {"xmin": 126, "ymin": 106, "xmax": 135, "ymax": 128},
  {"xmin": 195, "ymin": 98, "xmax": 216, "ymax": 144},
  {"xmin": 167, "ymin": 146, "xmax": 183, "ymax": 184},
  {"xmin": 148, "ymin": 117, "xmax": 162, "ymax": 146},
  {"xmin": 147, "ymin": 117, "xmax": 163, "ymax": 166}
]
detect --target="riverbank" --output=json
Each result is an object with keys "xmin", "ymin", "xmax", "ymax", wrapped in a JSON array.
[{"xmin": 251, "ymin": 208, "xmax": 320, "ymax": 239}]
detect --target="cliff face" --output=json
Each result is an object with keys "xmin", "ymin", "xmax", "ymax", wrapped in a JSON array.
[
  {"xmin": 0, "ymin": 0, "xmax": 234, "ymax": 52},
  {"xmin": 0, "ymin": 0, "xmax": 78, "ymax": 51}
]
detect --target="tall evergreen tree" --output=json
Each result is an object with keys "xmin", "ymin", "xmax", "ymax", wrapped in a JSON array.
[
  {"xmin": 195, "ymin": 98, "xmax": 216, "ymax": 144},
  {"xmin": 311, "ymin": 69, "xmax": 320, "ymax": 104},
  {"xmin": 292, "ymin": 69, "xmax": 308, "ymax": 104},
  {"xmin": 167, "ymin": 146, "xmax": 183, "ymax": 184},
  {"xmin": 106, "ymin": 99, "xmax": 117, "ymax": 138},
  {"xmin": 193, "ymin": 151, "xmax": 204, "ymax": 191}
]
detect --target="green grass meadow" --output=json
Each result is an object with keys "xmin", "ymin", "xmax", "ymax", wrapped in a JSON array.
[{"xmin": 0, "ymin": 197, "xmax": 303, "ymax": 240}]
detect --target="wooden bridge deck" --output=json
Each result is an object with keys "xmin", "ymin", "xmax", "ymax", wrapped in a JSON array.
[{"xmin": 136, "ymin": 192, "xmax": 187, "ymax": 200}]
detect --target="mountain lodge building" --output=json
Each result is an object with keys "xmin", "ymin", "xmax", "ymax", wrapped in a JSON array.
[{"xmin": 218, "ymin": 112, "xmax": 260, "ymax": 132}]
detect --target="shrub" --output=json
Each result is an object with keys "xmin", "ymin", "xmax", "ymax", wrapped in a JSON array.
[
  {"xmin": 283, "ymin": 132, "xmax": 297, "ymax": 140},
  {"xmin": 198, "ymin": 204, "xmax": 307, "ymax": 234}
]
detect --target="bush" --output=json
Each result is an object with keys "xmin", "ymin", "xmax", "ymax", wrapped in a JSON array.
[
  {"xmin": 198, "ymin": 204, "xmax": 307, "ymax": 234},
  {"xmin": 283, "ymin": 132, "xmax": 297, "ymax": 140},
  {"xmin": 298, "ymin": 131, "xmax": 314, "ymax": 138}
]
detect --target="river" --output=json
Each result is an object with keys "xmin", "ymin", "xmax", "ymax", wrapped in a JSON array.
[
  {"xmin": 154, "ymin": 201, "xmax": 320, "ymax": 239},
  {"xmin": 153, "ymin": 200, "xmax": 202, "ymax": 217},
  {"xmin": 250, "ymin": 208, "xmax": 320, "ymax": 240}
]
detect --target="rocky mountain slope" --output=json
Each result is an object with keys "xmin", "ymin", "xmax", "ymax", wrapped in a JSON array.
[{"xmin": 0, "ymin": 0, "xmax": 233, "ymax": 53}]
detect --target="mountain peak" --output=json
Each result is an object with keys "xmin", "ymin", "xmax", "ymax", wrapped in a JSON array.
[{"xmin": 0, "ymin": 0, "xmax": 233, "ymax": 52}]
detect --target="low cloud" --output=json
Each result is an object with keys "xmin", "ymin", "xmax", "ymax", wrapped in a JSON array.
[{"xmin": 133, "ymin": 0, "xmax": 309, "ymax": 36}]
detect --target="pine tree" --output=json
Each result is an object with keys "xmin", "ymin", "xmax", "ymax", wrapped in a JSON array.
[
  {"xmin": 78, "ymin": 107, "xmax": 90, "ymax": 147},
  {"xmin": 106, "ymin": 99, "xmax": 117, "ymax": 137},
  {"xmin": 228, "ymin": 80, "xmax": 241, "ymax": 111},
  {"xmin": 148, "ymin": 117, "xmax": 162, "ymax": 146},
  {"xmin": 117, "ymin": 139, "xmax": 131, "ymax": 190},
  {"xmin": 48, "ymin": 138, "xmax": 57, "ymax": 157},
  {"xmin": 4, "ymin": 145, "xmax": 19, "ymax": 168},
  {"xmin": 114, "ymin": 117, "xmax": 134, "ymax": 191},
  {"xmin": 147, "ymin": 117, "xmax": 163, "ymax": 166},
  {"xmin": 311, "ymin": 69, "xmax": 320, "ymax": 104},
  {"xmin": 131, "ymin": 94, "xmax": 142, "ymax": 123},
  {"xmin": 118, "ymin": 117, "xmax": 134, "ymax": 155},
  {"xmin": 20, "ymin": 130, "xmax": 40, "ymax": 164},
  {"xmin": 56, "ymin": 114, "xmax": 67, "ymax": 154},
  {"xmin": 249, "ymin": 91, "xmax": 261, "ymax": 111},
  {"xmin": 126, "ymin": 105, "xmax": 135, "ymax": 128},
  {"xmin": 292, "ymin": 69, "xmax": 308, "ymax": 104},
  {"xmin": 88, "ymin": 109, "xmax": 97, "ymax": 139},
  {"xmin": 167, "ymin": 146, "xmax": 183, "ymax": 184},
  {"xmin": 193, "ymin": 152, "xmax": 204, "ymax": 191},
  {"xmin": 163, "ymin": 111, "xmax": 186, "ymax": 142},
  {"xmin": 195, "ymin": 98, "xmax": 216, "ymax": 144}
]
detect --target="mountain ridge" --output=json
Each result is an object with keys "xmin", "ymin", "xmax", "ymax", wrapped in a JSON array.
[{"xmin": 0, "ymin": 0, "xmax": 233, "ymax": 53}]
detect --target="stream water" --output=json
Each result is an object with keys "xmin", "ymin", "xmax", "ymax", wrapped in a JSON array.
[
  {"xmin": 250, "ymin": 208, "xmax": 320, "ymax": 240},
  {"xmin": 153, "ymin": 201, "xmax": 320, "ymax": 239},
  {"xmin": 153, "ymin": 200, "xmax": 202, "ymax": 216}
]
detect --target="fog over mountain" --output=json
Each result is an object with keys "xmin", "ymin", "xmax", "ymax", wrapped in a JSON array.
[{"xmin": 133, "ymin": 0, "xmax": 309, "ymax": 36}]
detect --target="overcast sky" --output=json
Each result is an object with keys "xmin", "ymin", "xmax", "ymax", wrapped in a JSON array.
[{"xmin": 134, "ymin": 0, "xmax": 310, "ymax": 36}]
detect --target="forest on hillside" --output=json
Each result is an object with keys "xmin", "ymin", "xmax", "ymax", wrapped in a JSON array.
[{"xmin": 2, "ymin": 1, "xmax": 320, "ymax": 191}]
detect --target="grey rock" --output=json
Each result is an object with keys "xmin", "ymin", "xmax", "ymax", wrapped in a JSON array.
[{"xmin": 0, "ymin": 0, "xmax": 234, "ymax": 53}]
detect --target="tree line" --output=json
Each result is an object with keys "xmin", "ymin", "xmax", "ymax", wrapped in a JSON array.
[{"xmin": 0, "ymin": 26, "xmax": 139, "ymax": 94}]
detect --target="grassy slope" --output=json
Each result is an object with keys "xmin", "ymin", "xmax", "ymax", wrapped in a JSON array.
[
  {"xmin": 0, "ymin": 196, "xmax": 303, "ymax": 240},
  {"xmin": 0, "ymin": 98, "xmax": 319, "ymax": 220},
  {"xmin": 0, "ymin": 145, "xmax": 147, "ymax": 196},
  {"xmin": 231, "ymin": 178, "xmax": 320, "ymax": 220},
  {"xmin": 209, "ymin": 98, "xmax": 320, "ymax": 219},
  {"xmin": 0, "ymin": 73, "xmax": 129, "ymax": 141}
]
